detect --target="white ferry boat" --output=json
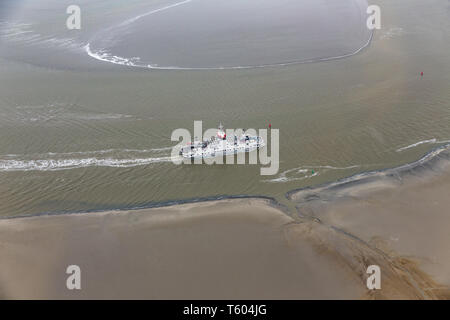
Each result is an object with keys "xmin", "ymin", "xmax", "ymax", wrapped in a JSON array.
[{"xmin": 179, "ymin": 124, "xmax": 265, "ymax": 159}]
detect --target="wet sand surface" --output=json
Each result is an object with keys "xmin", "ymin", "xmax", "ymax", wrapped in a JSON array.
[
  {"xmin": 0, "ymin": 199, "xmax": 365, "ymax": 299},
  {"xmin": 290, "ymin": 147, "xmax": 450, "ymax": 299}
]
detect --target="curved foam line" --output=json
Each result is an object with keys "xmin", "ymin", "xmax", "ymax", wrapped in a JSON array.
[
  {"xmin": 117, "ymin": 0, "xmax": 193, "ymax": 27},
  {"xmin": 396, "ymin": 138, "xmax": 450, "ymax": 152},
  {"xmin": 84, "ymin": 0, "xmax": 374, "ymax": 70},
  {"xmin": 286, "ymin": 143, "xmax": 450, "ymax": 200},
  {"xmin": 264, "ymin": 164, "xmax": 361, "ymax": 183}
]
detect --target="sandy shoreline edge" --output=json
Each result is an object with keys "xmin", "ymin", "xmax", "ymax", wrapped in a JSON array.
[
  {"xmin": 287, "ymin": 142, "xmax": 450, "ymax": 202},
  {"xmin": 2, "ymin": 143, "xmax": 449, "ymax": 221}
]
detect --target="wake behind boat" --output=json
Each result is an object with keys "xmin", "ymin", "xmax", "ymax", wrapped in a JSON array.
[{"xmin": 179, "ymin": 124, "xmax": 265, "ymax": 159}]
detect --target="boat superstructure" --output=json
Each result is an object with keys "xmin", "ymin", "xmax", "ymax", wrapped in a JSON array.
[{"xmin": 179, "ymin": 123, "xmax": 265, "ymax": 159}]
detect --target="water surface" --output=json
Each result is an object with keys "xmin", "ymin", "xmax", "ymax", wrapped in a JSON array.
[{"xmin": 0, "ymin": 0, "xmax": 449, "ymax": 217}]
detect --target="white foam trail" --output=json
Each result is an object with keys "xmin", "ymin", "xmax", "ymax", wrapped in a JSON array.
[
  {"xmin": 268, "ymin": 171, "xmax": 319, "ymax": 183},
  {"xmin": 84, "ymin": 0, "xmax": 193, "ymax": 67},
  {"xmin": 118, "ymin": 0, "xmax": 193, "ymax": 27},
  {"xmin": 84, "ymin": 44, "xmax": 141, "ymax": 67},
  {"xmin": 84, "ymin": 1, "xmax": 374, "ymax": 71},
  {"xmin": 2, "ymin": 148, "xmax": 173, "ymax": 158},
  {"xmin": 86, "ymin": 32, "xmax": 373, "ymax": 70},
  {"xmin": 0, "ymin": 156, "xmax": 174, "ymax": 172},
  {"xmin": 265, "ymin": 165, "xmax": 360, "ymax": 183},
  {"xmin": 148, "ymin": 147, "xmax": 173, "ymax": 152},
  {"xmin": 0, "ymin": 147, "xmax": 177, "ymax": 171},
  {"xmin": 303, "ymin": 165, "xmax": 360, "ymax": 170},
  {"xmin": 396, "ymin": 139, "xmax": 439, "ymax": 152}
]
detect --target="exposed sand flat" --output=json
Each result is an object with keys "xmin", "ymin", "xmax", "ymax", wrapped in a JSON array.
[
  {"xmin": 0, "ymin": 198, "xmax": 365, "ymax": 299},
  {"xmin": 290, "ymin": 146, "xmax": 450, "ymax": 299}
]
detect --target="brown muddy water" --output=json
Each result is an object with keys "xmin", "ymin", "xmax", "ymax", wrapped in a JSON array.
[{"xmin": 0, "ymin": 0, "xmax": 449, "ymax": 217}]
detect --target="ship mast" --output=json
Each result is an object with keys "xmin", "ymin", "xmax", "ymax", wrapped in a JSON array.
[{"xmin": 217, "ymin": 122, "xmax": 226, "ymax": 140}]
